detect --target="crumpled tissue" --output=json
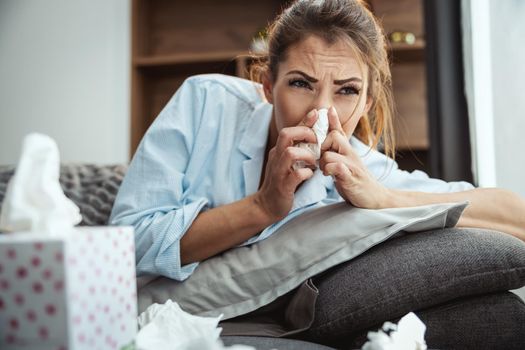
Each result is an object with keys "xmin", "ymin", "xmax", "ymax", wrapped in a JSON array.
[
  {"xmin": 0, "ymin": 133, "xmax": 82, "ymax": 234},
  {"xmin": 136, "ymin": 299, "xmax": 255, "ymax": 350},
  {"xmin": 361, "ymin": 312, "xmax": 427, "ymax": 350},
  {"xmin": 294, "ymin": 108, "xmax": 329, "ymax": 170}
]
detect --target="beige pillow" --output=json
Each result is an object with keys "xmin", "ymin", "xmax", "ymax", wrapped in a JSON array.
[{"xmin": 138, "ymin": 201, "xmax": 467, "ymax": 319}]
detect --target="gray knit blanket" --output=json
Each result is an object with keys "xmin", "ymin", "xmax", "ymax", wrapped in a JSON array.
[{"xmin": 0, "ymin": 164, "xmax": 126, "ymax": 226}]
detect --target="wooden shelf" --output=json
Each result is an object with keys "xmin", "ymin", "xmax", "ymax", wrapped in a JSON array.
[
  {"xmin": 390, "ymin": 39, "xmax": 425, "ymax": 51},
  {"xmin": 370, "ymin": 0, "xmax": 431, "ymax": 173},
  {"xmin": 134, "ymin": 51, "xmax": 250, "ymax": 67},
  {"xmin": 130, "ymin": 0, "xmax": 285, "ymax": 154},
  {"xmin": 132, "ymin": 42, "xmax": 425, "ymax": 68},
  {"xmin": 396, "ymin": 142, "xmax": 429, "ymax": 152}
]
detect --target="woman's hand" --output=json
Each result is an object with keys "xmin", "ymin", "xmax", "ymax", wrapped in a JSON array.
[
  {"xmin": 319, "ymin": 107, "xmax": 391, "ymax": 209},
  {"xmin": 255, "ymin": 110, "xmax": 319, "ymax": 221}
]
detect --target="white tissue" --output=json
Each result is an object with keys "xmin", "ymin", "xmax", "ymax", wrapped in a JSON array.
[
  {"xmin": 136, "ymin": 300, "xmax": 255, "ymax": 350},
  {"xmin": 294, "ymin": 108, "xmax": 329, "ymax": 170},
  {"xmin": 0, "ymin": 133, "xmax": 82, "ymax": 234},
  {"xmin": 361, "ymin": 312, "xmax": 427, "ymax": 350}
]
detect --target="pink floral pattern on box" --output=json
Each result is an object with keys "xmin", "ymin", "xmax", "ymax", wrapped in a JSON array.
[{"xmin": 0, "ymin": 227, "xmax": 137, "ymax": 350}]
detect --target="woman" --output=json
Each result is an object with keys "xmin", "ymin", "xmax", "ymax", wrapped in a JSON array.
[{"xmin": 111, "ymin": 0, "xmax": 525, "ymax": 347}]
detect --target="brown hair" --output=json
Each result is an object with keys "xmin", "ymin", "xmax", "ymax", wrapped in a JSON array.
[{"xmin": 250, "ymin": 0, "xmax": 395, "ymax": 158}]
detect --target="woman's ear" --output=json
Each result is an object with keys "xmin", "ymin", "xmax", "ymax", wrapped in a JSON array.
[{"xmin": 262, "ymin": 71, "xmax": 274, "ymax": 104}]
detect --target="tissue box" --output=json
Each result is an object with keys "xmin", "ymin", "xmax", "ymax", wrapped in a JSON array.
[{"xmin": 0, "ymin": 227, "xmax": 137, "ymax": 350}]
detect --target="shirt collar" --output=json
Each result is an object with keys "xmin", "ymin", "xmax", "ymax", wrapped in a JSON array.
[
  {"xmin": 240, "ymin": 102, "xmax": 272, "ymax": 196},
  {"xmin": 238, "ymin": 101, "xmax": 272, "ymax": 159}
]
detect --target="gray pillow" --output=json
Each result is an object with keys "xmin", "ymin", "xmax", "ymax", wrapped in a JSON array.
[
  {"xmin": 138, "ymin": 201, "xmax": 467, "ymax": 319},
  {"xmin": 0, "ymin": 164, "xmax": 126, "ymax": 226},
  {"xmin": 304, "ymin": 228, "xmax": 525, "ymax": 344}
]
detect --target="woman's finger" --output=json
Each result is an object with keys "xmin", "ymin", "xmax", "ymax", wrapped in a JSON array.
[
  {"xmin": 288, "ymin": 167, "xmax": 314, "ymax": 188},
  {"xmin": 321, "ymin": 127, "xmax": 351, "ymax": 154},
  {"xmin": 320, "ymin": 154, "xmax": 358, "ymax": 178},
  {"xmin": 279, "ymin": 146, "xmax": 317, "ymax": 173},
  {"xmin": 319, "ymin": 151, "xmax": 350, "ymax": 172},
  {"xmin": 321, "ymin": 106, "xmax": 350, "ymax": 153},
  {"xmin": 327, "ymin": 106, "xmax": 345, "ymax": 134},
  {"xmin": 276, "ymin": 126, "xmax": 317, "ymax": 152},
  {"xmin": 298, "ymin": 109, "xmax": 318, "ymax": 128},
  {"xmin": 324, "ymin": 162, "xmax": 352, "ymax": 182}
]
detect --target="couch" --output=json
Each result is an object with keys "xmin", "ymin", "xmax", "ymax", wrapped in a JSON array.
[{"xmin": 1, "ymin": 164, "xmax": 525, "ymax": 350}]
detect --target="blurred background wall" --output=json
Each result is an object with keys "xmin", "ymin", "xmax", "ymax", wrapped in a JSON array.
[
  {"xmin": 490, "ymin": 0, "xmax": 525, "ymax": 197},
  {"xmin": 0, "ymin": 0, "xmax": 130, "ymax": 164}
]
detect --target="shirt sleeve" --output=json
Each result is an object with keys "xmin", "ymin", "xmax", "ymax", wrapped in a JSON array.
[
  {"xmin": 351, "ymin": 138, "xmax": 475, "ymax": 193},
  {"xmin": 109, "ymin": 77, "xmax": 208, "ymax": 281}
]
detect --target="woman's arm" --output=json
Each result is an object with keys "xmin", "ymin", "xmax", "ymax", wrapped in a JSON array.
[
  {"xmin": 182, "ymin": 111, "xmax": 322, "ymax": 264},
  {"xmin": 383, "ymin": 187, "xmax": 525, "ymax": 241},
  {"xmin": 180, "ymin": 194, "xmax": 272, "ymax": 264},
  {"xmin": 319, "ymin": 107, "xmax": 525, "ymax": 242}
]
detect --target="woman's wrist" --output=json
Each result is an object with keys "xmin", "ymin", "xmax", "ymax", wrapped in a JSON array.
[
  {"xmin": 250, "ymin": 192, "xmax": 282, "ymax": 227},
  {"xmin": 381, "ymin": 187, "xmax": 405, "ymax": 209}
]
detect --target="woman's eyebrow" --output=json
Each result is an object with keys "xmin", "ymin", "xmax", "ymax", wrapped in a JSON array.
[
  {"xmin": 334, "ymin": 77, "xmax": 362, "ymax": 85},
  {"xmin": 285, "ymin": 70, "xmax": 362, "ymax": 85},
  {"xmin": 286, "ymin": 70, "xmax": 318, "ymax": 82}
]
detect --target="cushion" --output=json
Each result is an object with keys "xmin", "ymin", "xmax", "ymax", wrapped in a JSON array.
[
  {"xmin": 0, "ymin": 164, "xmax": 126, "ymax": 226},
  {"xmin": 303, "ymin": 227, "xmax": 525, "ymax": 342},
  {"xmin": 334, "ymin": 291, "xmax": 525, "ymax": 350},
  {"xmin": 137, "ymin": 201, "xmax": 467, "ymax": 319},
  {"xmin": 221, "ymin": 336, "xmax": 337, "ymax": 350}
]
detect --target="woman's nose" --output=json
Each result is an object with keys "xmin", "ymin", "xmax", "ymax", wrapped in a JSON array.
[{"xmin": 311, "ymin": 89, "xmax": 333, "ymax": 111}]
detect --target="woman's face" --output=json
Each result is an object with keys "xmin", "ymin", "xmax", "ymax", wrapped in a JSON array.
[{"xmin": 264, "ymin": 35, "xmax": 371, "ymax": 138}]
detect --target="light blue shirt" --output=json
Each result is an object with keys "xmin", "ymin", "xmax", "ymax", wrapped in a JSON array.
[{"xmin": 109, "ymin": 74, "xmax": 474, "ymax": 281}]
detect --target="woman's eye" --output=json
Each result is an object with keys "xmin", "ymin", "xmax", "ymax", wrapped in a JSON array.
[
  {"xmin": 339, "ymin": 86, "xmax": 360, "ymax": 96},
  {"xmin": 289, "ymin": 79, "xmax": 311, "ymax": 90}
]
